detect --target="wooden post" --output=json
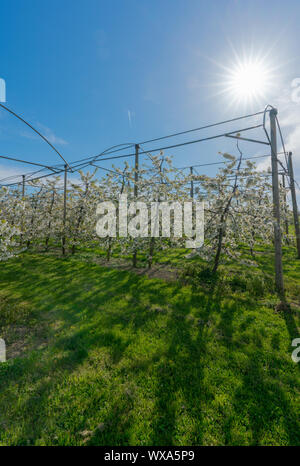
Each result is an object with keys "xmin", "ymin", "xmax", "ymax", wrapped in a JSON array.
[
  {"xmin": 288, "ymin": 152, "xmax": 300, "ymax": 258},
  {"xmin": 190, "ymin": 166, "xmax": 194, "ymax": 199},
  {"xmin": 281, "ymin": 173, "xmax": 290, "ymax": 242},
  {"xmin": 62, "ymin": 164, "xmax": 67, "ymax": 255},
  {"xmin": 132, "ymin": 144, "xmax": 139, "ymax": 267},
  {"xmin": 270, "ymin": 108, "xmax": 284, "ymax": 297}
]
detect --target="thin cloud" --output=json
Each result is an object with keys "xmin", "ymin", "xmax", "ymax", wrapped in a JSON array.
[
  {"xmin": 20, "ymin": 123, "xmax": 68, "ymax": 146},
  {"xmin": 127, "ymin": 109, "xmax": 135, "ymax": 128},
  {"xmin": 0, "ymin": 164, "xmax": 32, "ymax": 184},
  {"xmin": 36, "ymin": 122, "xmax": 68, "ymax": 145}
]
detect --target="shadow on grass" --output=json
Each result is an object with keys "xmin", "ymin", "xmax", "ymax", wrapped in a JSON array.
[{"xmin": 0, "ymin": 253, "xmax": 299, "ymax": 445}]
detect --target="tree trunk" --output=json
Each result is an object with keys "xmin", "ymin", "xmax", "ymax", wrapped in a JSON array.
[
  {"xmin": 107, "ymin": 238, "xmax": 112, "ymax": 262},
  {"xmin": 148, "ymin": 237, "xmax": 155, "ymax": 269}
]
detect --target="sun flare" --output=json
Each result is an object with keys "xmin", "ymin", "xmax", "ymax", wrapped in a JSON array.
[{"xmin": 224, "ymin": 58, "xmax": 273, "ymax": 105}]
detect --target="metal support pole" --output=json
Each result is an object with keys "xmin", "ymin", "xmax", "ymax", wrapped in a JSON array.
[
  {"xmin": 190, "ymin": 166, "xmax": 194, "ymax": 199},
  {"xmin": 133, "ymin": 144, "xmax": 139, "ymax": 267},
  {"xmin": 22, "ymin": 174, "xmax": 25, "ymax": 198},
  {"xmin": 288, "ymin": 152, "xmax": 300, "ymax": 258},
  {"xmin": 281, "ymin": 173, "xmax": 289, "ymax": 241},
  {"xmin": 21, "ymin": 175, "xmax": 26, "ymax": 244},
  {"xmin": 134, "ymin": 144, "xmax": 139, "ymax": 198},
  {"xmin": 62, "ymin": 164, "xmax": 67, "ymax": 255},
  {"xmin": 270, "ymin": 108, "xmax": 284, "ymax": 297}
]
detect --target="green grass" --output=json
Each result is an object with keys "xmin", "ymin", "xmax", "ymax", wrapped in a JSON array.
[{"xmin": 0, "ymin": 248, "xmax": 299, "ymax": 446}]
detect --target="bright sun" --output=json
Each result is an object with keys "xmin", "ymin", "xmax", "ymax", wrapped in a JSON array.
[
  {"xmin": 231, "ymin": 62, "xmax": 268, "ymax": 98},
  {"xmin": 225, "ymin": 58, "xmax": 272, "ymax": 105}
]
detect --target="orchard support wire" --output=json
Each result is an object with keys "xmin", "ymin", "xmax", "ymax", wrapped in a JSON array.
[
  {"xmin": 0, "ymin": 114, "xmax": 270, "ymax": 187},
  {"xmin": 288, "ymin": 152, "xmax": 300, "ymax": 259},
  {"xmin": 0, "ymin": 103, "xmax": 71, "ymax": 169}
]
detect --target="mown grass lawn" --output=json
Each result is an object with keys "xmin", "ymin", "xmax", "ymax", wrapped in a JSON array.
[{"xmin": 0, "ymin": 248, "xmax": 299, "ymax": 446}]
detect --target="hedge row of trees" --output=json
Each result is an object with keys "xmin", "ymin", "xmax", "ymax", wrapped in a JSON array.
[{"xmin": 0, "ymin": 150, "xmax": 290, "ymax": 271}]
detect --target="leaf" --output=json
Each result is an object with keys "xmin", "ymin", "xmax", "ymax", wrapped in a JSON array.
[{"xmin": 222, "ymin": 152, "xmax": 236, "ymax": 161}]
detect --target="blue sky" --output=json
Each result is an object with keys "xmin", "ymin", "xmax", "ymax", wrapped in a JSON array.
[{"xmin": 1, "ymin": 0, "xmax": 300, "ymax": 190}]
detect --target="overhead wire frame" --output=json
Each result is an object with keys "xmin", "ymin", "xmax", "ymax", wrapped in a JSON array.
[{"xmin": 0, "ymin": 106, "xmax": 292, "ymax": 193}]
